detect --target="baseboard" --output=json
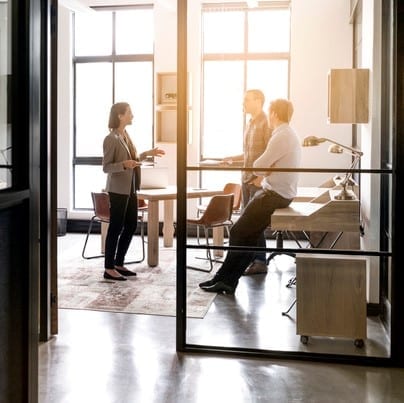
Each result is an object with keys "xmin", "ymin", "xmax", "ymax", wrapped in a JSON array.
[
  {"xmin": 65, "ymin": 220, "xmax": 309, "ymax": 240},
  {"xmin": 65, "ymin": 219, "xmax": 161, "ymax": 236},
  {"xmin": 367, "ymin": 302, "xmax": 381, "ymax": 316}
]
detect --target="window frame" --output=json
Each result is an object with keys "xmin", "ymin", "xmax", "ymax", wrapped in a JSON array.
[
  {"xmin": 200, "ymin": 2, "xmax": 291, "ymax": 163},
  {"xmin": 72, "ymin": 5, "xmax": 154, "ymax": 210}
]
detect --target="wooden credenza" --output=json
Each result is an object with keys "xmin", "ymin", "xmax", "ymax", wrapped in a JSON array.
[
  {"xmin": 270, "ymin": 189, "xmax": 366, "ymax": 345},
  {"xmin": 296, "ymin": 255, "xmax": 366, "ymax": 346}
]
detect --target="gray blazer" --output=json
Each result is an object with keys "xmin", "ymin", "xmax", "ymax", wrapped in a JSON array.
[{"xmin": 102, "ymin": 130, "xmax": 138, "ymax": 195}]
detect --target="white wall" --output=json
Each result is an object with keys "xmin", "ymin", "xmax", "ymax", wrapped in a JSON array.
[{"xmin": 290, "ymin": 0, "xmax": 353, "ymax": 186}]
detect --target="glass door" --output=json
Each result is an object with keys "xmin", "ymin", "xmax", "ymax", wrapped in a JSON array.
[{"xmin": 176, "ymin": 0, "xmax": 401, "ymax": 365}]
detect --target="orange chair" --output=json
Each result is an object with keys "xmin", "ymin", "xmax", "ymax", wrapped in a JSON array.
[
  {"xmin": 187, "ymin": 193, "xmax": 234, "ymax": 272},
  {"xmin": 82, "ymin": 192, "xmax": 147, "ymax": 263},
  {"xmin": 196, "ymin": 183, "xmax": 241, "ymax": 243},
  {"xmin": 223, "ymin": 182, "xmax": 242, "ymax": 215}
]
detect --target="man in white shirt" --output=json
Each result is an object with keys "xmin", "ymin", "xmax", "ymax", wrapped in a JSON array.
[{"xmin": 200, "ymin": 99, "xmax": 301, "ymax": 294}]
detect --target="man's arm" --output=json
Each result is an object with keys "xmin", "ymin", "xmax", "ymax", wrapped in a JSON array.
[{"xmin": 222, "ymin": 154, "xmax": 244, "ymax": 165}]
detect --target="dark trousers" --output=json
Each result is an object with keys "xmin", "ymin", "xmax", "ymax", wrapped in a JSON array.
[
  {"xmin": 214, "ymin": 189, "xmax": 292, "ymax": 287},
  {"xmin": 242, "ymin": 182, "xmax": 267, "ymax": 263},
  {"xmin": 104, "ymin": 192, "xmax": 138, "ymax": 268}
]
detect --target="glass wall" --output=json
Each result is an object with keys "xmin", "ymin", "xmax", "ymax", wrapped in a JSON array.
[{"xmin": 178, "ymin": 0, "xmax": 395, "ymax": 364}]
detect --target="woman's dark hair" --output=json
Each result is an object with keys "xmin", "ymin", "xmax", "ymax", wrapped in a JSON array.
[
  {"xmin": 269, "ymin": 99, "xmax": 294, "ymax": 123},
  {"xmin": 108, "ymin": 102, "xmax": 129, "ymax": 129}
]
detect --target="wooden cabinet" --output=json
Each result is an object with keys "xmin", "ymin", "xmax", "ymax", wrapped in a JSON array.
[
  {"xmin": 155, "ymin": 72, "xmax": 191, "ymax": 143},
  {"xmin": 328, "ymin": 68, "xmax": 369, "ymax": 124},
  {"xmin": 296, "ymin": 255, "xmax": 367, "ymax": 345}
]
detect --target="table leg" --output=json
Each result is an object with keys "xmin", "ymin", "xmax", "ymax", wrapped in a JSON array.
[
  {"xmin": 212, "ymin": 227, "xmax": 224, "ymax": 257},
  {"xmin": 147, "ymin": 200, "xmax": 159, "ymax": 267},
  {"xmin": 101, "ymin": 222, "xmax": 109, "ymax": 254},
  {"xmin": 163, "ymin": 199, "xmax": 174, "ymax": 247}
]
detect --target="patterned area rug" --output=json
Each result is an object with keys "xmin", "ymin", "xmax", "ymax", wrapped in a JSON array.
[{"xmin": 58, "ymin": 237, "xmax": 218, "ymax": 318}]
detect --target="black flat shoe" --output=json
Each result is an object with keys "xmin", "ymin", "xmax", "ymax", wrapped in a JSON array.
[
  {"xmin": 199, "ymin": 278, "xmax": 218, "ymax": 288},
  {"xmin": 199, "ymin": 275, "xmax": 221, "ymax": 288},
  {"xmin": 200, "ymin": 281, "xmax": 235, "ymax": 294},
  {"xmin": 103, "ymin": 271, "xmax": 127, "ymax": 281},
  {"xmin": 115, "ymin": 268, "xmax": 137, "ymax": 277}
]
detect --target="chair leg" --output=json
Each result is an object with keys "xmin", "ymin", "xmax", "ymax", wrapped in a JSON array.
[
  {"xmin": 282, "ymin": 299, "xmax": 296, "ymax": 316},
  {"xmin": 187, "ymin": 225, "xmax": 215, "ymax": 273},
  {"xmin": 82, "ymin": 217, "xmax": 105, "ymax": 260},
  {"xmin": 266, "ymin": 230, "xmax": 296, "ymax": 264},
  {"xmin": 83, "ymin": 216, "xmax": 146, "ymax": 264},
  {"xmin": 124, "ymin": 219, "xmax": 146, "ymax": 264},
  {"xmin": 196, "ymin": 225, "xmax": 201, "ymax": 245}
]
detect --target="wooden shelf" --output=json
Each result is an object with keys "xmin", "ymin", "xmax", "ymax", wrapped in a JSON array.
[
  {"xmin": 155, "ymin": 109, "xmax": 176, "ymax": 143},
  {"xmin": 156, "ymin": 72, "xmax": 177, "ymax": 107},
  {"xmin": 155, "ymin": 72, "xmax": 191, "ymax": 143}
]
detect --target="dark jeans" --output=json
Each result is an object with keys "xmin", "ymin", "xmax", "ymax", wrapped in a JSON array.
[
  {"xmin": 241, "ymin": 182, "xmax": 267, "ymax": 263},
  {"xmin": 105, "ymin": 192, "xmax": 138, "ymax": 269},
  {"xmin": 214, "ymin": 189, "xmax": 292, "ymax": 287}
]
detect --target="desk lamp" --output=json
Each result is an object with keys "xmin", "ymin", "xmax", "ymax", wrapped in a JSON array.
[{"xmin": 302, "ymin": 136, "xmax": 363, "ymax": 200}]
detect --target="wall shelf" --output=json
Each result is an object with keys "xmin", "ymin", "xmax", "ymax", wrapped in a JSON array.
[
  {"xmin": 155, "ymin": 72, "xmax": 191, "ymax": 143},
  {"xmin": 328, "ymin": 68, "xmax": 369, "ymax": 124}
]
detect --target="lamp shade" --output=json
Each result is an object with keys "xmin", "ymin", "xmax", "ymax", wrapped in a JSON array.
[
  {"xmin": 328, "ymin": 144, "xmax": 344, "ymax": 154},
  {"xmin": 302, "ymin": 135, "xmax": 363, "ymax": 157},
  {"xmin": 302, "ymin": 136, "xmax": 326, "ymax": 147}
]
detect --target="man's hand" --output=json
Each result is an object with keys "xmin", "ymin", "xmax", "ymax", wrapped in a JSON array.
[
  {"xmin": 250, "ymin": 175, "xmax": 264, "ymax": 187},
  {"xmin": 221, "ymin": 157, "xmax": 233, "ymax": 165}
]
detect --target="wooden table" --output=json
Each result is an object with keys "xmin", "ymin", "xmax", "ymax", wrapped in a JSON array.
[
  {"xmin": 101, "ymin": 186, "xmax": 331, "ymax": 267},
  {"xmin": 294, "ymin": 186, "xmax": 331, "ymax": 202},
  {"xmin": 271, "ymin": 190, "xmax": 360, "ymax": 233},
  {"xmin": 137, "ymin": 186, "xmax": 223, "ymax": 267}
]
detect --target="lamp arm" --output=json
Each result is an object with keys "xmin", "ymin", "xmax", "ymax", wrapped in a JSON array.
[
  {"xmin": 339, "ymin": 154, "xmax": 361, "ymax": 186},
  {"xmin": 321, "ymin": 138, "xmax": 363, "ymax": 157}
]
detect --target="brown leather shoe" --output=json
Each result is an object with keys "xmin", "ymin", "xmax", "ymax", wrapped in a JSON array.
[{"xmin": 244, "ymin": 261, "xmax": 268, "ymax": 275}]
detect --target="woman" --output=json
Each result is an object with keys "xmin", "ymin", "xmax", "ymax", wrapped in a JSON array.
[{"xmin": 103, "ymin": 102, "xmax": 165, "ymax": 280}]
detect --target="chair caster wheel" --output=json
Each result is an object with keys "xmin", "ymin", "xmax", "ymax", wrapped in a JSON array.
[
  {"xmin": 354, "ymin": 339, "xmax": 364, "ymax": 348},
  {"xmin": 300, "ymin": 335, "xmax": 309, "ymax": 345}
]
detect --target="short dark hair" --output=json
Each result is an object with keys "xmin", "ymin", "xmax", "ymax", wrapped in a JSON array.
[
  {"xmin": 108, "ymin": 102, "xmax": 130, "ymax": 129},
  {"xmin": 246, "ymin": 89, "xmax": 265, "ymax": 106},
  {"xmin": 269, "ymin": 99, "xmax": 294, "ymax": 123}
]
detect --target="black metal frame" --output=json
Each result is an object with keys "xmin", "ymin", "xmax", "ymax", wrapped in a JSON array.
[{"xmin": 176, "ymin": 0, "xmax": 404, "ymax": 367}]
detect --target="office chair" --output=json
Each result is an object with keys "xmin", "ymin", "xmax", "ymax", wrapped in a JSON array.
[
  {"xmin": 82, "ymin": 192, "xmax": 147, "ymax": 263},
  {"xmin": 196, "ymin": 183, "xmax": 241, "ymax": 243},
  {"xmin": 187, "ymin": 193, "xmax": 234, "ymax": 272},
  {"xmin": 266, "ymin": 230, "xmax": 300, "ymax": 265}
]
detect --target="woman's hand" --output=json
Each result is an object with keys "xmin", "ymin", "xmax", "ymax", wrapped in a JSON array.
[
  {"xmin": 123, "ymin": 160, "xmax": 142, "ymax": 169},
  {"xmin": 146, "ymin": 147, "xmax": 165, "ymax": 158}
]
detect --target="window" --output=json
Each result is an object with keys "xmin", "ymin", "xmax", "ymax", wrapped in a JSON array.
[
  {"xmin": 201, "ymin": 3, "xmax": 290, "ymax": 185},
  {"xmin": 73, "ymin": 7, "xmax": 154, "ymax": 209}
]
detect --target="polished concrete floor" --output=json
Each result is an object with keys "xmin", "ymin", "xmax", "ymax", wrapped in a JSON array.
[
  {"xmin": 39, "ymin": 309, "xmax": 404, "ymax": 403},
  {"xmin": 38, "ymin": 234, "xmax": 404, "ymax": 402}
]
